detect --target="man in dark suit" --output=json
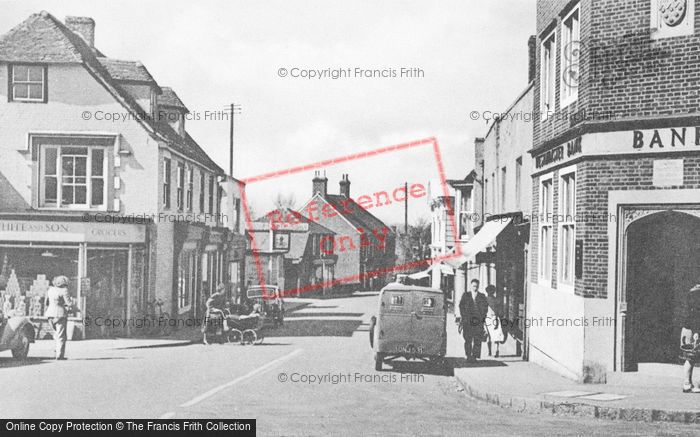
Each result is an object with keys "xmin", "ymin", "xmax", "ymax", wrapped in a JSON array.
[{"xmin": 457, "ymin": 279, "xmax": 489, "ymax": 362}]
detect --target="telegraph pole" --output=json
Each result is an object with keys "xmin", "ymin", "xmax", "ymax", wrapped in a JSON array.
[
  {"xmin": 404, "ymin": 182, "xmax": 408, "ymax": 236},
  {"xmin": 225, "ymin": 103, "xmax": 242, "ymax": 176}
]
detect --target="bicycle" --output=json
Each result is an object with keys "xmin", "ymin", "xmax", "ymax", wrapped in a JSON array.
[{"xmin": 136, "ymin": 299, "xmax": 172, "ymax": 337}]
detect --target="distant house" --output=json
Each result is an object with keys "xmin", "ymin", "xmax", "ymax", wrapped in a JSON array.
[
  {"xmin": 245, "ymin": 208, "xmax": 337, "ymax": 297},
  {"xmin": 298, "ymin": 173, "xmax": 396, "ymax": 291}
]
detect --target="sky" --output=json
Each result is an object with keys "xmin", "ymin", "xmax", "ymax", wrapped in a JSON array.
[{"xmin": 0, "ymin": 0, "xmax": 536, "ymax": 226}]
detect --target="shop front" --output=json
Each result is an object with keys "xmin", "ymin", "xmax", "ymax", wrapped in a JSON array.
[
  {"xmin": 227, "ymin": 233, "xmax": 247, "ymax": 304},
  {"xmin": 0, "ymin": 217, "xmax": 147, "ymax": 339}
]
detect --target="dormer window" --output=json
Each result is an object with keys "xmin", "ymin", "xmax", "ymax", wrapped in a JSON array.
[{"xmin": 10, "ymin": 64, "xmax": 47, "ymax": 102}]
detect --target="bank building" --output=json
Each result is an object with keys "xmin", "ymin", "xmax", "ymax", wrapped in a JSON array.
[{"xmin": 528, "ymin": 0, "xmax": 700, "ymax": 381}]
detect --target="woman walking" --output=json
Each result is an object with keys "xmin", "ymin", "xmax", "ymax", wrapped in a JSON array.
[{"xmin": 44, "ymin": 276, "xmax": 73, "ymax": 360}]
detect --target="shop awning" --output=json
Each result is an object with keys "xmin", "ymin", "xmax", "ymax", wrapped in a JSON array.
[
  {"xmin": 407, "ymin": 268, "xmax": 432, "ymax": 280},
  {"xmin": 443, "ymin": 217, "xmax": 513, "ymax": 268}
]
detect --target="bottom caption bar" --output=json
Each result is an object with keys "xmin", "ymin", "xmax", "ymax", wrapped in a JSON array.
[{"xmin": 3, "ymin": 420, "xmax": 256, "ymax": 435}]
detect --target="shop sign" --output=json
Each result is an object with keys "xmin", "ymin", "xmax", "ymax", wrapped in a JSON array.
[
  {"xmin": 0, "ymin": 220, "xmax": 145, "ymax": 243},
  {"xmin": 534, "ymin": 137, "xmax": 582, "ymax": 170},
  {"xmin": 534, "ymin": 126, "xmax": 700, "ymax": 174}
]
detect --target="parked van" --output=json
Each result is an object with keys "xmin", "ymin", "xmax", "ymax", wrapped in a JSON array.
[{"xmin": 369, "ymin": 283, "xmax": 446, "ymax": 370}]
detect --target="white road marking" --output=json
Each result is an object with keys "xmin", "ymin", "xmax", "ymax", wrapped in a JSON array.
[
  {"xmin": 179, "ymin": 348, "xmax": 303, "ymax": 408},
  {"xmin": 160, "ymin": 411, "xmax": 176, "ymax": 419}
]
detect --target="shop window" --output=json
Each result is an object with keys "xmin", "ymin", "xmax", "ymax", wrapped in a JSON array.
[
  {"xmin": 561, "ymin": 5, "xmax": 580, "ymax": 107},
  {"xmin": 39, "ymin": 145, "xmax": 106, "ymax": 208},
  {"xmin": 177, "ymin": 251, "xmax": 196, "ymax": 312},
  {"xmin": 540, "ymin": 30, "xmax": 556, "ymax": 119},
  {"xmin": 559, "ymin": 169, "xmax": 576, "ymax": 286},
  {"xmin": 539, "ymin": 176, "xmax": 553, "ymax": 283},
  {"xmin": 186, "ymin": 166, "xmax": 193, "ymax": 211},
  {"xmin": 10, "ymin": 64, "xmax": 46, "ymax": 102},
  {"xmin": 163, "ymin": 158, "xmax": 171, "ymax": 208},
  {"xmin": 0, "ymin": 246, "xmax": 79, "ymax": 318},
  {"xmin": 176, "ymin": 163, "xmax": 184, "ymax": 211}
]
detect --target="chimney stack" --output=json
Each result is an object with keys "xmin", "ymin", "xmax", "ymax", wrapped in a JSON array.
[
  {"xmin": 312, "ymin": 170, "xmax": 328, "ymax": 197},
  {"xmin": 527, "ymin": 35, "xmax": 537, "ymax": 83},
  {"xmin": 65, "ymin": 16, "xmax": 95, "ymax": 48},
  {"xmin": 339, "ymin": 174, "xmax": 351, "ymax": 198}
]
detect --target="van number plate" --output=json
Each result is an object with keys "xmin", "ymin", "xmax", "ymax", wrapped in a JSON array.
[{"xmin": 395, "ymin": 344, "xmax": 423, "ymax": 354}]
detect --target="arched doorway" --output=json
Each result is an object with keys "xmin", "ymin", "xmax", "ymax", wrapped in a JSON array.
[{"xmin": 624, "ymin": 211, "xmax": 700, "ymax": 371}]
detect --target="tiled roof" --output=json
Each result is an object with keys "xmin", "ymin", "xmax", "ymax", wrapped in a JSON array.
[
  {"xmin": 97, "ymin": 57, "xmax": 159, "ymax": 84},
  {"xmin": 324, "ymin": 194, "xmax": 394, "ymax": 241},
  {"xmin": 0, "ymin": 11, "xmax": 82, "ymax": 62},
  {"xmin": 0, "ymin": 11, "xmax": 223, "ymax": 174},
  {"xmin": 158, "ymin": 87, "xmax": 189, "ymax": 112}
]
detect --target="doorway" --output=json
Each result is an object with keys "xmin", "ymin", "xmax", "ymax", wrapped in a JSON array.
[{"xmin": 624, "ymin": 211, "xmax": 700, "ymax": 371}]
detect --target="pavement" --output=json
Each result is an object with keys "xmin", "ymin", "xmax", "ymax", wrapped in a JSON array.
[
  {"xmin": 446, "ymin": 312, "xmax": 700, "ymax": 425},
  {"xmin": 2, "ymin": 293, "xmax": 699, "ymax": 435}
]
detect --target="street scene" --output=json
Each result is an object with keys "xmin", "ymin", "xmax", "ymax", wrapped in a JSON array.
[{"xmin": 1, "ymin": 0, "xmax": 700, "ymax": 436}]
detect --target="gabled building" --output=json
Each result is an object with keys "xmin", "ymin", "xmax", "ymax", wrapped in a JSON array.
[
  {"xmin": 427, "ymin": 173, "xmax": 477, "ymax": 303},
  {"xmin": 298, "ymin": 172, "xmax": 396, "ymax": 292},
  {"xmin": 246, "ymin": 208, "xmax": 337, "ymax": 296},
  {"xmin": 0, "ymin": 12, "xmax": 243, "ymax": 337}
]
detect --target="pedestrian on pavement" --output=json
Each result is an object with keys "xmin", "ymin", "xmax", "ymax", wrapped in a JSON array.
[
  {"xmin": 681, "ymin": 284, "xmax": 700, "ymax": 393},
  {"xmin": 457, "ymin": 279, "xmax": 489, "ymax": 362},
  {"xmin": 485, "ymin": 285, "xmax": 505, "ymax": 358},
  {"xmin": 202, "ymin": 283, "xmax": 228, "ymax": 345},
  {"xmin": 44, "ymin": 275, "xmax": 73, "ymax": 360}
]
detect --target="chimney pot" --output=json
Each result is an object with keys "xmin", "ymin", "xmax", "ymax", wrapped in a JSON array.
[
  {"xmin": 312, "ymin": 171, "xmax": 328, "ymax": 197},
  {"xmin": 339, "ymin": 174, "xmax": 351, "ymax": 198},
  {"xmin": 65, "ymin": 16, "xmax": 95, "ymax": 48}
]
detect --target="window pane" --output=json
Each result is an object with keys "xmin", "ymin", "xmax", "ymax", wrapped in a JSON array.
[
  {"xmin": 44, "ymin": 148, "xmax": 57, "ymax": 175},
  {"xmin": 62, "ymin": 157, "xmax": 74, "ymax": 176},
  {"xmin": 13, "ymin": 84, "xmax": 29, "ymax": 99},
  {"xmin": 92, "ymin": 149, "xmax": 104, "ymax": 176},
  {"xmin": 62, "ymin": 186, "xmax": 73, "ymax": 204},
  {"xmin": 28, "ymin": 66, "xmax": 43, "ymax": 81},
  {"xmin": 92, "ymin": 178, "xmax": 104, "ymax": 205},
  {"xmin": 64, "ymin": 147, "xmax": 87, "ymax": 155},
  {"xmin": 74, "ymin": 157, "xmax": 87, "ymax": 176},
  {"xmin": 28, "ymin": 84, "xmax": 43, "ymax": 99},
  {"xmin": 44, "ymin": 177, "xmax": 57, "ymax": 203},
  {"xmin": 74, "ymin": 186, "xmax": 86, "ymax": 204},
  {"xmin": 13, "ymin": 65, "xmax": 28, "ymax": 81}
]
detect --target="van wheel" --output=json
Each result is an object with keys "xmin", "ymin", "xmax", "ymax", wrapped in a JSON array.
[
  {"xmin": 374, "ymin": 353, "xmax": 384, "ymax": 371},
  {"xmin": 12, "ymin": 332, "xmax": 30, "ymax": 360}
]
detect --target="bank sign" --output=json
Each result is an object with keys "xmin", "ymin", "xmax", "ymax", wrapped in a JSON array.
[
  {"xmin": 0, "ymin": 220, "xmax": 146, "ymax": 243},
  {"xmin": 534, "ymin": 126, "xmax": 700, "ymax": 173}
]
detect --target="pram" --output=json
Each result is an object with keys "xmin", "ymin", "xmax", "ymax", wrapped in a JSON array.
[{"xmin": 226, "ymin": 311, "xmax": 265, "ymax": 345}]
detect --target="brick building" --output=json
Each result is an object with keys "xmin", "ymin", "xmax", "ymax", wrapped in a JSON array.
[
  {"xmin": 529, "ymin": 0, "xmax": 700, "ymax": 381},
  {"xmin": 0, "ymin": 12, "xmax": 244, "ymax": 337},
  {"xmin": 298, "ymin": 173, "xmax": 396, "ymax": 292}
]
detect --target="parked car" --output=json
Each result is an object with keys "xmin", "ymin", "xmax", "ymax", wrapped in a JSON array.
[
  {"xmin": 245, "ymin": 285, "xmax": 285, "ymax": 327},
  {"xmin": 369, "ymin": 283, "xmax": 446, "ymax": 370},
  {"xmin": 0, "ymin": 311, "xmax": 35, "ymax": 359}
]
